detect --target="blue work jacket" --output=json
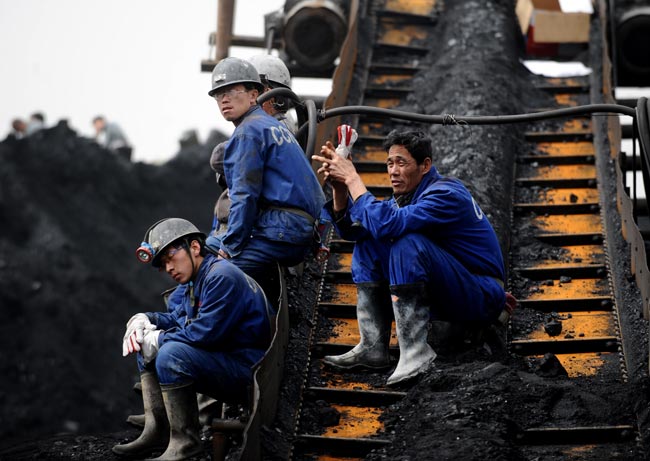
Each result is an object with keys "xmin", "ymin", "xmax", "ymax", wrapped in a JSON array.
[
  {"xmin": 323, "ymin": 166, "xmax": 506, "ymax": 282},
  {"xmin": 148, "ymin": 253, "xmax": 273, "ymax": 353},
  {"xmin": 221, "ymin": 106, "xmax": 325, "ymax": 257}
]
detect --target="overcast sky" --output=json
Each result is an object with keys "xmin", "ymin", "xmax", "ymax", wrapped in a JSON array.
[{"xmin": 1, "ymin": 0, "xmax": 331, "ymax": 163}]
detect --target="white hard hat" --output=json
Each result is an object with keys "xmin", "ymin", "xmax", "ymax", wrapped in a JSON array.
[{"xmin": 248, "ymin": 54, "xmax": 292, "ymax": 89}]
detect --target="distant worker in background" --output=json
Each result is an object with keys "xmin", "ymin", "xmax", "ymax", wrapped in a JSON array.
[
  {"xmin": 9, "ymin": 118, "xmax": 27, "ymax": 139},
  {"xmin": 248, "ymin": 53, "xmax": 298, "ymax": 134},
  {"xmin": 312, "ymin": 129, "xmax": 514, "ymax": 386},
  {"xmin": 25, "ymin": 112, "xmax": 45, "ymax": 136},
  {"xmin": 205, "ymin": 56, "xmax": 324, "ymax": 302},
  {"xmin": 92, "ymin": 115, "xmax": 133, "ymax": 161},
  {"xmin": 114, "ymin": 218, "xmax": 273, "ymax": 460}
]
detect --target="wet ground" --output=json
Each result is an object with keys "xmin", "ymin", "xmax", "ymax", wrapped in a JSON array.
[{"xmin": 1, "ymin": 0, "xmax": 649, "ymax": 460}]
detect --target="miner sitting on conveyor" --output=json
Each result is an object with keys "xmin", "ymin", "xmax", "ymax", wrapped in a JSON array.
[
  {"xmin": 312, "ymin": 129, "xmax": 516, "ymax": 386},
  {"xmin": 204, "ymin": 56, "xmax": 324, "ymax": 304},
  {"xmin": 114, "ymin": 217, "xmax": 274, "ymax": 460},
  {"xmin": 207, "ymin": 54, "xmax": 300, "ymax": 246}
]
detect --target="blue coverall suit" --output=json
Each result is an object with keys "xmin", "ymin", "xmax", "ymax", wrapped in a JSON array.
[
  {"xmin": 322, "ymin": 166, "xmax": 506, "ymax": 323},
  {"xmin": 206, "ymin": 105, "xmax": 325, "ymax": 276},
  {"xmin": 138, "ymin": 254, "xmax": 274, "ymax": 401}
]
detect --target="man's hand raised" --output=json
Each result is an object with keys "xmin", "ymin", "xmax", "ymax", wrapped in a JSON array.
[{"xmin": 313, "ymin": 141, "xmax": 368, "ymax": 202}]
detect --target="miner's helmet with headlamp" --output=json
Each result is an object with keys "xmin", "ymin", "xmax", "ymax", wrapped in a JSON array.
[{"xmin": 135, "ymin": 218, "xmax": 206, "ymax": 268}]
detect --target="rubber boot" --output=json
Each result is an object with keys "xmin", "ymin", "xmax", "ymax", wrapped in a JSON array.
[
  {"xmin": 386, "ymin": 283, "xmax": 437, "ymax": 386},
  {"xmin": 129, "ymin": 394, "xmax": 220, "ymax": 431},
  {"xmin": 197, "ymin": 393, "xmax": 221, "ymax": 429},
  {"xmin": 322, "ymin": 282, "xmax": 392, "ymax": 370},
  {"xmin": 126, "ymin": 413, "xmax": 146, "ymax": 428},
  {"xmin": 112, "ymin": 372, "xmax": 169, "ymax": 457},
  {"xmin": 147, "ymin": 384, "xmax": 203, "ymax": 461}
]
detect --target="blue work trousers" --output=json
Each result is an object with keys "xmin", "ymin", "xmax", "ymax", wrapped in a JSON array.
[
  {"xmin": 138, "ymin": 341, "xmax": 263, "ymax": 402},
  {"xmin": 206, "ymin": 234, "xmax": 308, "ymax": 276},
  {"xmin": 352, "ymin": 233, "xmax": 505, "ymax": 322}
]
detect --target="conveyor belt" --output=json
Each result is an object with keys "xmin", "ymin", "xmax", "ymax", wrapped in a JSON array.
[
  {"xmin": 509, "ymin": 76, "xmax": 638, "ymax": 455},
  {"xmin": 291, "ymin": 1, "xmax": 440, "ymax": 459}
]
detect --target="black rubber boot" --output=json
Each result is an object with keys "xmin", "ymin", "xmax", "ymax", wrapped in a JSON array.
[
  {"xmin": 386, "ymin": 283, "xmax": 437, "ymax": 386},
  {"xmin": 112, "ymin": 372, "xmax": 169, "ymax": 457},
  {"xmin": 322, "ymin": 282, "xmax": 393, "ymax": 370}
]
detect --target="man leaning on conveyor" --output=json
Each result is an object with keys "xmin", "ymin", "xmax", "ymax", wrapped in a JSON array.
[{"xmin": 312, "ymin": 128, "xmax": 517, "ymax": 386}]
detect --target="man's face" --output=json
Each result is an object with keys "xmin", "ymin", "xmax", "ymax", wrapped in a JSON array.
[
  {"xmin": 93, "ymin": 119, "xmax": 105, "ymax": 133},
  {"xmin": 386, "ymin": 144, "xmax": 431, "ymax": 195},
  {"xmin": 215, "ymin": 84, "xmax": 258, "ymax": 122},
  {"xmin": 159, "ymin": 241, "xmax": 199, "ymax": 284}
]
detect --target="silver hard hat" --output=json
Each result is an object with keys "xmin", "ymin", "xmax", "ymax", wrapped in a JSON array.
[
  {"xmin": 208, "ymin": 57, "xmax": 265, "ymax": 97},
  {"xmin": 248, "ymin": 54, "xmax": 292, "ymax": 89},
  {"xmin": 136, "ymin": 218, "xmax": 205, "ymax": 267}
]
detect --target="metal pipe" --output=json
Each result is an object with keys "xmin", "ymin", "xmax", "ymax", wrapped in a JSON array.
[
  {"xmin": 616, "ymin": 7, "xmax": 650, "ymax": 86},
  {"xmin": 283, "ymin": 0, "xmax": 347, "ymax": 71},
  {"xmin": 216, "ymin": 0, "xmax": 235, "ymax": 61}
]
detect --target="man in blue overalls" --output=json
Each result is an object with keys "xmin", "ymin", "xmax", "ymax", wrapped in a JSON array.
[
  {"xmin": 312, "ymin": 130, "xmax": 508, "ymax": 386},
  {"xmin": 205, "ymin": 57, "xmax": 324, "ymax": 303},
  {"xmin": 114, "ymin": 218, "xmax": 273, "ymax": 459}
]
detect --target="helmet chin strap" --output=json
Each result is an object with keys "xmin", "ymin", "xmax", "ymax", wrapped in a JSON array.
[{"xmin": 182, "ymin": 239, "xmax": 198, "ymax": 308}]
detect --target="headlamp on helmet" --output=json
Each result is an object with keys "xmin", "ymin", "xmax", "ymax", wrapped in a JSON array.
[
  {"xmin": 137, "ymin": 218, "xmax": 205, "ymax": 268},
  {"xmin": 136, "ymin": 241, "xmax": 155, "ymax": 263}
]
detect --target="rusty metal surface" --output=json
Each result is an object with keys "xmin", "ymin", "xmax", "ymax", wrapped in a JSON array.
[
  {"xmin": 313, "ymin": 0, "xmax": 360, "ymax": 165},
  {"xmin": 216, "ymin": 0, "xmax": 235, "ymax": 62},
  {"xmin": 594, "ymin": 0, "xmax": 650, "ymax": 328}
]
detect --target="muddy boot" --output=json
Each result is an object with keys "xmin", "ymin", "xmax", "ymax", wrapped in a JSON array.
[
  {"xmin": 113, "ymin": 372, "xmax": 169, "ymax": 457},
  {"xmin": 322, "ymin": 282, "xmax": 392, "ymax": 370},
  {"xmin": 197, "ymin": 393, "xmax": 221, "ymax": 429},
  {"xmin": 126, "ymin": 413, "xmax": 146, "ymax": 428},
  {"xmin": 147, "ymin": 384, "xmax": 203, "ymax": 461},
  {"xmin": 386, "ymin": 283, "xmax": 437, "ymax": 386}
]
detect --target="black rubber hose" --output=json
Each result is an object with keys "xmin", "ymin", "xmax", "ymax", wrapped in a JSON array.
[
  {"xmin": 257, "ymin": 87, "xmax": 303, "ymax": 106},
  {"xmin": 304, "ymin": 99, "xmax": 318, "ymax": 158},
  {"xmin": 318, "ymin": 103, "xmax": 637, "ymax": 124}
]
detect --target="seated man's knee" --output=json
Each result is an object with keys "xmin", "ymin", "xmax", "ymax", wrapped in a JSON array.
[
  {"xmin": 390, "ymin": 233, "xmax": 429, "ymax": 255},
  {"xmin": 389, "ymin": 233, "xmax": 433, "ymax": 275},
  {"xmin": 155, "ymin": 342, "xmax": 194, "ymax": 384}
]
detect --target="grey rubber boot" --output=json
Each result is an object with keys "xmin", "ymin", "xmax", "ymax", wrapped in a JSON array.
[
  {"xmin": 146, "ymin": 384, "xmax": 203, "ymax": 461},
  {"xmin": 130, "ymin": 394, "xmax": 219, "ymax": 430},
  {"xmin": 126, "ymin": 413, "xmax": 146, "ymax": 428},
  {"xmin": 386, "ymin": 283, "xmax": 437, "ymax": 386},
  {"xmin": 112, "ymin": 372, "xmax": 169, "ymax": 457},
  {"xmin": 322, "ymin": 282, "xmax": 392, "ymax": 370},
  {"xmin": 197, "ymin": 393, "xmax": 221, "ymax": 429}
]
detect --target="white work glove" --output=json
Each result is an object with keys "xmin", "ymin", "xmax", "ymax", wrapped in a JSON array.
[
  {"xmin": 335, "ymin": 124, "xmax": 358, "ymax": 159},
  {"xmin": 122, "ymin": 313, "xmax": 156, "ymax": 356},
  {"xmin": 141, "ymin": 329, "xmax": 162, "ymax": 364}
]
